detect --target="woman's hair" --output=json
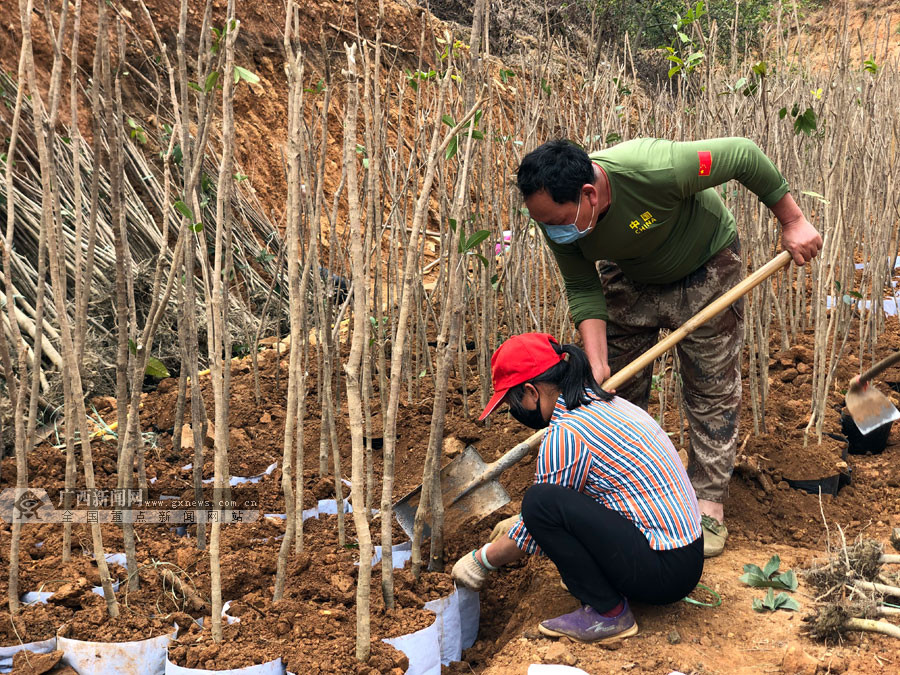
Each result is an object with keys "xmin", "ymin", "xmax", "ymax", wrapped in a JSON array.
[{"xmin": 505, "ymin": 341, "xmax": 612, "ymax": 416}]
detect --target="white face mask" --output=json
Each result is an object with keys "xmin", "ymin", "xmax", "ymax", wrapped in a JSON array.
[{"xmin": 542, "ymin": 195, "xmax": 596, "ymax": 245}]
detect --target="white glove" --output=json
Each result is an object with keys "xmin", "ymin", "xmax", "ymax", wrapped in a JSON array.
[
  {"xmin": 489, "ymin": 514, "xmax": 521, "ymax": 543},
  {"xmin": 451, "ymin": 549, "xmax": 491, "ymax": 590}
]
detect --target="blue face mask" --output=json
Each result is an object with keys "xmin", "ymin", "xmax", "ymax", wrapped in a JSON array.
[{"xmin": 542, "ymin": 196, "xmax": 596, "ymax": 245}]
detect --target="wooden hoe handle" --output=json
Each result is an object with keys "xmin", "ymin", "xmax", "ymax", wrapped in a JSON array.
[
  {"xmin": 603, "ymin": 250, "xmax": 792, "ymax": 391},
  {"xmin": 858, "ymin": 351, "xmax": 900, "ymax": 387}
]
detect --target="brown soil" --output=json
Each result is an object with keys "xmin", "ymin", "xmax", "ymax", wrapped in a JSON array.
[
  {"xmin": 168, "ymin": 619, "xmax": 410, "ymax": 674},
  {"xmin": 56, "ymin": 585, "xmax": 177, "ymax": 642},
  {"xmin": 18, "ymin": 557, "xmax": 128, "ymax": 595},
  {"xmin": 0, "ymin": 602, "xmax": 73, "ymax": 646},
  {"xmin": 11, "ymin": 648, "xmax": 64, "ymax": 675}
]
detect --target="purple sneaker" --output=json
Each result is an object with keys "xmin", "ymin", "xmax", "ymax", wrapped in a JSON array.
[{"xmin": 538, "ymin": 600, "xmax": 638, "ymax": 643}]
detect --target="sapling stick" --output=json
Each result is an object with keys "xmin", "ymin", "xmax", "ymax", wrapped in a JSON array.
[
  {"xmin": 360, "ymin": 4, "xmax": 384, "ymax": 520},
  {"xmin": 273, "ymin": 5, "xmax": 310, "ymax": 597},
  {"xmin": 205, "ymin": 0, "xmax": 238, "ymax": 642},
  {"xmin": 3, "ymin": 39, "xmax": 29, "ymax": 615},
  {"xmin": 95, "ymin": 1, "xmax": 130, "ymax": 469},
  {"xmin": 342, "ymin": 40, "xmax": 375, "ymax": 661},
  {"xmin": 171, "ymin": 273, "xmax": 188, "ymax": 460},
  {"xmin": 97, "ymin": 4, "xmax": 142, "ymax": 588},
  {"xmin": 63, "ymin": 0, "xmax": 83, "ymax": 564}
]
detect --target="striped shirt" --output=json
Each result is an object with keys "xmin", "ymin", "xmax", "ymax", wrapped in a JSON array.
[{"xmin": 509, "ymin": 392, "xmax": 701, "ymax": 553}]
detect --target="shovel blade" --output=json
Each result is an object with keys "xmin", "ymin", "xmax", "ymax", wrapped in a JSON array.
[
  {"xmin": 846, "ymin": 387, "xmax": 900, "ymax": 436},
  {"xmin": 393, "ymin": 446, "xmax": 512, "ymax": 540}
]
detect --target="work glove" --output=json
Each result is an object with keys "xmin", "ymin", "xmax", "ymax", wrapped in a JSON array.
[
  {"xmin": 451, "ymin": 549, "xmax": 491, "ymax": 591},
  {"xmin": 489, "ymin": 514, "xmax": 521, "ymax": 543}
]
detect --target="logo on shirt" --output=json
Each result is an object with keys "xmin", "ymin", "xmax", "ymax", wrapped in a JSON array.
[
  {"xmin": 628, "ymin": 211, "xmax": 657, "ymax": 233},
  {"xmin": 698, "ymin": 150, "xmax": 712, "ymax": 176}
]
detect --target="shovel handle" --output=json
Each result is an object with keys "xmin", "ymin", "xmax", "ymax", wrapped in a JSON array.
[
  {"xmin": 858, "ymin": 350, "xmax": 900, "ymax": 387},
  {"xmin": 481, "ymin": 431, "xmax": 546, "ymax": 482},
  {"xmin": 602, "ymin": 251, "xmax": 792, "ymax": 392}
]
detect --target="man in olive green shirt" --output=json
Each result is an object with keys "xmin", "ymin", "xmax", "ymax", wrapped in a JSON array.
[{"xmin": 516, "ymin": 138, "xmax": 822, "ymax": 557}]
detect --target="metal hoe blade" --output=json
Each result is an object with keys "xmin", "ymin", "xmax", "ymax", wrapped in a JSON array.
[
  {"xmin": 846, "ymin": 386, "xmax": 900, "ymax": 436},
  {"xmin": 393, "ymin": 445, "xmax": 512, "ymax": 540},
  {"xmin": 846, "ymin": 351, "xmax": 900, "ymax": 436}
]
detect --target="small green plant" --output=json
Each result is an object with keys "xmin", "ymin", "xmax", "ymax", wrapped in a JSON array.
[
  {"xmin": 173, "ymin": 200, "xmax": 203, "ymax": 232},
  {"xmin": 499, "ymin": 68, "xmax": 516, "ymax": 84},
  {"xmin": 441, "ymin": 110, "xmax": 485, "ymax": 160},
  {"xmin": 159, "ymin": 123, "xmax": 183, "ymax": 165},
  {"xmin": 612, "ymin": 77, "xmax": 631, "ymax": 96},
  {"xmin": 254, "ymin": 248, "xmax": 275, "ymax": 264},
  {"xmin": 405, "ymin": 68, "xmax": 437, "ymax": 92},
  {"xmin": 199, "ymin": 173, "xmax": 215, "ymax": 209},
  {"xmin": 448, "ymin": 217, "xmax": 491, "ymax": 271},
  {"xmin": 368, "ymin": 316, "xmax": 389, "ymax": 347},
  {"xmin": 778, "ymin": 103, "xmax": 818, "ymax": 136},
  {"xmin": 233, "ymin": 65, "xmax": 260, "ymax": 85},
  {"xmin": 127, "ymin": 117, "xmax": 147, "ymax": 144},
  {"xmin": 720, "ymin": 69, "xmax": 761, "ymax": 97},
  {"xmin": 303, "ymin": 79, "xmax": 326, "ymax": 94},
  {"xmin": 752, "ymin": 587, "xmax": 799, "ymax": 612},
  {"xmin": 127, "ymin": 339, "xmax": 171, "ymax": 378},
  {"xmin": 863, "ymin": 56, "xmax": 878, "ymax": 75},
  {"xmin": 664, "ymin": 0, "xmax": 707, "ymax": 80},
  {"xmin": 834, "ymin": 280, "xmax": 863, "ymax": 306},
  {"xmin": 355, "ymin": 144, "xmax": 370, "ymax": 169},
  {"xmin": 436, "ymin": 36, "xmax": 467, "ymax": 61},
  {"xmin": 232, "ymin": 342, "xmax": 260, "ymax": 358},
  {"xmin": 739, "ymin": 554, "xmax": 798, "ymax": 591}
]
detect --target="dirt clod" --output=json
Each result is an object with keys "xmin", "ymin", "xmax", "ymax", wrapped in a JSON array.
[
  {"xmin": 781, "ymin": 643, "xmax": 819, "ymax": 675},
  {"xmin": 11, "ymin": 648, "xmax": 63, "ymax": 675},
  {"xmin": 543, "ymin": 642, "xmax": 577, "ymax": 665}
]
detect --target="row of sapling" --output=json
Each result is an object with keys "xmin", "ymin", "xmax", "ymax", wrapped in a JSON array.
[
  {"xmin": 3, "ymin": 0, "xmax": 900, "ymax": 667},
  {"xmin": 6, "ymin": 0, "xmax": 120, "ymax": 615}
]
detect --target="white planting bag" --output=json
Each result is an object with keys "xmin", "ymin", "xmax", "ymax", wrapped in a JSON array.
[
  {"xmin": 58, "ymin": 629, "xmax": 175, "ymax": 674},
  {"xmin": 382, "ymin": 614, "xmax": 441, "ymax": 675}
]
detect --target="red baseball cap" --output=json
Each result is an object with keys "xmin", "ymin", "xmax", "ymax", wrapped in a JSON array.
[{"xmin": 479, "ymin": 333, "xmax": 565, "ymax": 420}]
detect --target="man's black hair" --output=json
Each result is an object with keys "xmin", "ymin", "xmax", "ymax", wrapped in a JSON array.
[
  {"xmin": 516, "ymin": 139, "xmax": 594, "ymax": 204},
  {"xmin": 505, "ymin": 341, "xmax": 613, "ymax": 420}
]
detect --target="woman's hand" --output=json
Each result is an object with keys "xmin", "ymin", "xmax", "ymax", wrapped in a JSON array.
[
  {"xmin": 489, "ymin": 514, "xmax": 521, "ymax": 542},
  {"xmin": 451, "ymin": 550, "xmax": 491, "ymax": 590}
]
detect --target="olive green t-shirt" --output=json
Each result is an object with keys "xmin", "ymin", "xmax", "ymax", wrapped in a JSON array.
[{"xmin": 537, "ymin": 137, "xmax": 789, "ymax": 323}]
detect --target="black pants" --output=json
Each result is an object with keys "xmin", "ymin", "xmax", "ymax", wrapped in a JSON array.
[{"xmin": 521, "ymin": 483, "xmax": 704, "ymax": 613}]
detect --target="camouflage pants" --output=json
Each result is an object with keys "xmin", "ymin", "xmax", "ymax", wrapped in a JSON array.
[{"xmin": 599, "ymin": 239, "xmax": 743, "ymax": 502}]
